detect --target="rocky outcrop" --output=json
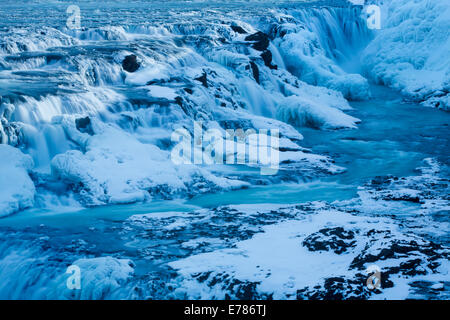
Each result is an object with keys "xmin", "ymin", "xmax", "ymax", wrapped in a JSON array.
[
  {"xmin": 75, "ymin": 116, "xmax": 94, "ymax": 136},
  {"xmin": 230, "ymin": 25, "xmax": 247, "ymax": 34},
  {"xmin": 194, "ymin": 72, "xmax": 208, "ymax": 88},
  {"xmin": 260, "ymin": 50, "xmax": 277, "ymax": 70},
  {"xmin": 249, "ymin": 62, "xmax": 260, "ymax": 84},
  {"xmin": 245, "ymin": 31, "xmax": 270, "ymax": 51}
]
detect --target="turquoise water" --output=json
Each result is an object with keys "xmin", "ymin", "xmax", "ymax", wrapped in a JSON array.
[
  {"xmin": 187, "ymin": 85, "xmax": 449, "ymax": 208},
  {"xmin": 302, "ymin": 85, "xmax": 449, "ymax": 184},
  {"xmin": 0, "ymin": 199, "xmax": 198, "ymax": 228},
  {"xmin": 1, "ymin": 85, "xmax": 448, "ymax": 226},
  {"xmin": 0, "ymin": 84, "xmax": 448, "ymax": 298}
]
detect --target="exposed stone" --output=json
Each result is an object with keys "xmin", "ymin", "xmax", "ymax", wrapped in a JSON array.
[
  {"xmin": 75, "ymin": 116, "xmax": 94, "ymax": 136},
  {"xmin": 261, "ymin": 50, "xmax": 277, "ymax": 70},
  {"xmin": 231, "ymin": 25, "xmax": 247, "ymax": 34},
  {"xmin": 303, "ymin": 227, "xmax": 357, "ymax": 254},
  {"xmin": 122, "ymin": 54, "xmax": 140, "ymax": 73},
  {"xmin": 194, "ymin": 72, "xmax": 208, "ymax": 88},
  {"xmin": 249, "ymin": 62, "xmax": 260, "ymax": 84},
  {"xmin": 245, "ymin": 31, "xmax": 270, "ymax": 51}
]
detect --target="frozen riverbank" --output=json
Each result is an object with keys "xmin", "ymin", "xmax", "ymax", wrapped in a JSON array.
[
  {"xmin": 0, "ymin": 0, "xmax": 448, "ymax": 299},
  {"xmin": 0, "ymin": 84, "xmax": 448, "ymax": 299}
]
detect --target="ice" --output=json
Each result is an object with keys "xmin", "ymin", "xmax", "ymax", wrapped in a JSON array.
[
  {"xmin": 272, "ymin": 10, "xmax": 371, "ymax": 100},
  {"xmin": 0, "ymin": 3, "xmax": 384, "ymax": 212},
  {"xmin": 277, "ymin": 94, "xmax": 360, "ymax": 129},
  {"xmin": 0, "ymin": 145, "xmax": 35, "ymax": 217},
  {"xmin": 147, "ymin": 85, "xmax": 178, "ymax": 100},
  {"xmin": 0, "ymin": 2, "xmax": 448, "ymax": 300},
  {"xmin": 51, "ymin": 122, "xmax": 248, "ymax": 206},
  {"xmin": 362, "ymin": 0, "xmax": 450, "ymax": 110},
  {"xmin": 58, "ymin": 257, "xmax": 135, "ymax": 300}
]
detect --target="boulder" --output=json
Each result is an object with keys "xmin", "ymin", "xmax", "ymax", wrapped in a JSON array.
[
  {"xmin": 231, "ymin": 25, "xmax": 247, "ymax": 34},
  {"xmin": 245, "ymin": 31, "xmax": 270, "ymax": 51},
  {"xmin": 122, "ymin": 54, "xmax": 140, "ymax": 73},
  {"xmin": 194, "ymin": 72, "xmax": 208, "ymax": 88},
  {"xmin": 76, "ymin": 116, "xmax": 94, "ymax": 136},
  {"xmin": 249, "ymin": 62, "xmax": 260, "ymax": 84}
]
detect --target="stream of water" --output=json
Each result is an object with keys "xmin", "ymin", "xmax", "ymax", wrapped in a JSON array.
[{"xmin": 0, "ymin": 1, "xmax": 448, "ymax": 299}]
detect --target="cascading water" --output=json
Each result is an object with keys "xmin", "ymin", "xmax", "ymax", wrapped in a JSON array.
[
  {"xmin": 0, "ymin": 0, "xmax": 448, "ymax": 300},
  {"xmin": 0, "ymin": 1, "xmax": 373, "ymax": 209}
]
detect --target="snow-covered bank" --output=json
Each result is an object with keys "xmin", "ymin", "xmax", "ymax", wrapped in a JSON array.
[
  {"xmin": 167, "ymin": 159, "xmax": 449, "ymax": 300},
  {"xmin": 0, "ymin": 159, "xmax": 447, "ymax": 299},
  {"xmin": 271, "ymin": 9, "xmax": 371, "ymax": 100},
  {"xmin": 362, "ymin": 0, "xmax": 450, "ymax": 110}
]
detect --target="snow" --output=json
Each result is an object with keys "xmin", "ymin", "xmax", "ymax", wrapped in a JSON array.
[
  {"xmin": 147, "ymin": 85, "xmax": 178, "ymax": 100},
  {"xmin": 168, "ymin": 203, "xmax": 448, "ymax": 300},
  {"xmin": 362, "ymin": 0, "xmax": 450, "ymax": 110},
  {"xmin": 51, "ymin": 122, "xmax": 247, "ymax": 206},
  {"xmin": 0, "ymin": 145, "xmax": 35, "ymax": 217},
  {"xmin": 60, "ymin": 257, "xmax": 134, "ymax": 300},
  {"xmin": 431, "ymin": 283, "xmax": 444, "ymax": 291},
  {"xmin": 169, "ymin": 210, "xmax": 361, "ymax": 299},
  {"xmin": 273, "ymin": 12, "xmax": 371, "ymax": 100},
  {"xmin": 125, "ymin": 63, "xmax": 170, "ymax": 86}
]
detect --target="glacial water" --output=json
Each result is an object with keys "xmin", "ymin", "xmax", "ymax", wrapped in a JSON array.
[
  {"xmin": 1, "ymin": 84, "xmax": 448, "ymax": 223},
  {"xmin": 0, "ymin": 0, "xmax": 448, "ymax": 299},
  {"xmin": 188, "ymin": 85, "xmax": 450, "ymax": 207},
  {"xmin": 0, "ymin": 81, "xmax": 448, "ymax": 299}
]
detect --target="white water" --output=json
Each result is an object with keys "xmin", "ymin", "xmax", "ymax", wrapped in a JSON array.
[{"xmin": 0, "ymin": 1, "xmax": 448, "ymax": 300}]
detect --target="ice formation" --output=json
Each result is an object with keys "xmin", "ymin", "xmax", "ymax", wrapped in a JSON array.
[
  {"xmin": 0, "ymin": 4, "xmax": 379, "ymax": 210},
  {"xmin": 0, "ymin": 145, "xmax": 35, "ymax": 217},
  {"xmin": 0, "ymin": 0, "xmax": 448, "ymax": 301},
  {"xmin": 362, "ymin": 0, "xmax": 450, "ymax": 110}
]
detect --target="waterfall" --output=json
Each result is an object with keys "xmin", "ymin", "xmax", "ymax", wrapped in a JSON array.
[{"xmin": 0, "ymin": 2, "xmax": 372, "ymax": 213}]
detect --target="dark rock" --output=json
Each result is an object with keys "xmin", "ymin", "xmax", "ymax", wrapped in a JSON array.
[
  {"xmin": 146, "ymin": 80, "xmax": 165, "ymax": 86},
  {"xmin": 245, "ymin": 31, "xmax": 270, "ymax": 51},
  {"xmin": 370, "ymin": 176, "xmax": 391, "ymax": 186},
  {"xmin": 297, "ymin": 276, "xmax": 370, "ymax": 300},
  {"xmin": 75, "ymin": 117, "xmax": 94, "ymax": 135},
  {"xmin": 261, "ymin": 50, "xmax": 277, "ymax": 70},
  {"xmin": 45, "ymin": 53, "xmax": 65, "ymax": 64},
  {"xmin": 303, "ymin": 227, "xmax": 356, "ymax": 254},
  {"xmin": 183, "ymin": 88, "xmax": 193, "ymax": 94},
  {"xmin": 194, "ymin": 72, "xmax": 208, "ymax": 88},
  {"xmin": 122, "ymin": 54, "xmax": 140, "ymax": 73},
  {"xmin": 175, "ymin": 96, "xmax": 183, "ymax": 107},
  {"xmin": 384, "ymin": 195, "xmax": 421, "ymax": 203},
  {"xmin": 231, "ymin": 25, "xmax": 247, "ymax": 34},
  {"xmin": 350, "ymin": 236, "xmax": 444, "ymax": 271},
  {"xmin": 249, "ymin": 62, "xmax": 260, "ymax": 84}
]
